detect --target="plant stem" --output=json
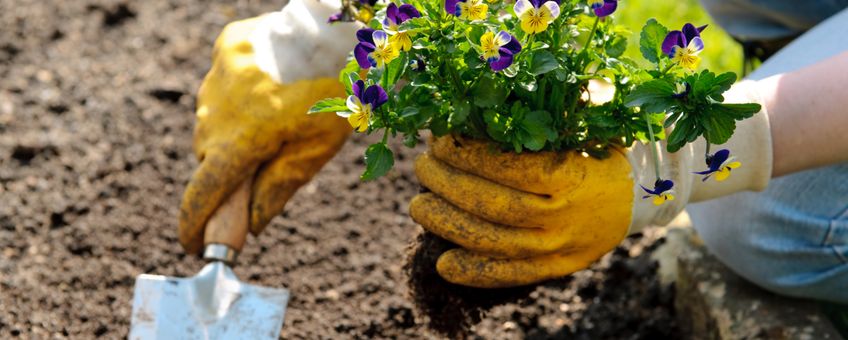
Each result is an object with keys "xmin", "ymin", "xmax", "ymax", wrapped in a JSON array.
[
  {"xmin": 644, "ymin": 112, "xmax": 662, "ymax": 180},
  {"xmin": 704, "ymin": 142, "xmax": 711, "ymax": 159},
  {"xmin": 660, "ymin": 61, "xmax": 676, "ymax": 76},
  {"xmin": 581, "ymin": 17, "xmax": 600, "ymax": 53}
]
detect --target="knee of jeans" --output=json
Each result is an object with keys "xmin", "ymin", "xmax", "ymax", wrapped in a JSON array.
[{"xmin": 695, "ymin": 217, "xmax": 847, "ymax": 302}]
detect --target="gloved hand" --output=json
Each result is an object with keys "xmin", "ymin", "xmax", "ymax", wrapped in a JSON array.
[
  {"xmin": 179, "ymin": 0, "xmax": 358, "ymax": 254},
  {"xmin": 409, "ymin": 81, "xmax": 773, "ymax": 288}
]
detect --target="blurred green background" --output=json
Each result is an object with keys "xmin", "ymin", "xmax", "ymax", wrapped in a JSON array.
[{"xmin": 616, "ymin": 0, "xmax": 742, "ymax": 74}]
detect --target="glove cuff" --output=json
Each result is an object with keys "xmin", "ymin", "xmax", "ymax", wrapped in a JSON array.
[
  {"xmin": 627, "ymin": 80, "xmax": 773, "ymax": 233},
  {"xmin": 249, "ymin": 0, "xmax": 360, "ymax": 84}
]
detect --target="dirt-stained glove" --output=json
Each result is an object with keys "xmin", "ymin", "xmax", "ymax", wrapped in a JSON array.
[
  {"xmin": 410, "ymin": 81, "xmax": 772, "ymax": 288},
  {"xmin": 179, "ymin": 0, "xmax": 358, "ymax": 254}
]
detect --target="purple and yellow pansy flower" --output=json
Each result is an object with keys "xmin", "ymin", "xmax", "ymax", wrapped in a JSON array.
[
  {"xmin": 446, "ymin": 0, "xmax": 488, "ymax": 21},
  {"xmin": 328, "ymin": 0, "xmax": 377, "ymax": 23},
  {"xmin": 480, "ymin": 31, "xmax": 522, "ymax": 71},
  {"xmin": 672, "ymin": 82, "xmax": 691, "ymax": 99},
  {"xmin": 514, "ymin": 0, "xmax": 561, "ymax": 34},
  {"xmin": 587, "ymin": 0, "xmax": 617, "ymax": 17},
  {"xmin": 641, "ymin": 179, "xmax": 675, "ymax": 206},
  {"xmin": 382, "ymin": 3, "xmax": 421, "ymax": 51},
  {"xmin": 354, "ymin": 28, "xmax": 400, "ymax": 69},
  {"xmin": 695, "ymin": 149, "xmax": 741, "ymax": 182},
  {"xmin": 338, "ymin": 80, "xmax": 388, "ymax": 132},
  {"xmin": 662, "ymin": 23, "xmax": 708, "ymax": 71}
]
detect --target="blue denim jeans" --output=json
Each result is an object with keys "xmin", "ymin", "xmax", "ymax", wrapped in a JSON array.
[{"xmin": 688, "ymin": 8, "xmax": 848, "ymax": 303}]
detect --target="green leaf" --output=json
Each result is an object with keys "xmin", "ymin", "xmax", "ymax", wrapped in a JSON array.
[
  {"xmin": 666, "ymin": 116, "xmax": 700, "ymax": 153},
  {"xmin": 528, "ymin": 50, "xmax": 559, "ymax": 76},
  {"xmin": 361, "ymin": 143, "xmax": 394, "ymax": 181},
  {"xmin": 339, "ymin": 58, "xmax": 360, "ymax": 92},
  {"xmin": 450, "ymin": 100, "xmax": 471, "ymax": 127},
  {"xmin": 472, "ymin": 76, "xmax": 505, "ymax": 108},
  {"xmin": 606, "ymin": 35, "xmax": 628, "ymax": 58},
  {"xmin": 386, "ymin": 55, "xmax": 406, "ymax": 85},
  {"xmin": 483, "ymin": 109, "xmax": 511, "ymax": 143},
  {"xmin": 699, "ymin": 103, "xmax": 761, "ymax": 145},
  {"xmin": 639, "ymin": 19, "xmax": 669, "ymax": 64},
  {"xmin": 624, "ymin": 79, "xmax": 676, "ymax": 113},
  {"xmin": 308, "ymin": 98, "xmax": 347, "ymax": 114},
  {"xmin": 397, "ymin": 17, "xmax": 430, "ymax": 33},
  {"xmin": 520, "ymin": 110, "xmax": 556, "ymax": 151}
]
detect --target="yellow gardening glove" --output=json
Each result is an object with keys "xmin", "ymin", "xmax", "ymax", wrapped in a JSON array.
[
  {"xmin": 411, "ymin": 89, "xmax": 773, "ymax": 287},
  {"xmin": 179, "ymin": 0, "xmax": 358, "ymax": 254},
  {"xmin": 410, "ymin": 136, "xmax": 634, "ymax": 288}
]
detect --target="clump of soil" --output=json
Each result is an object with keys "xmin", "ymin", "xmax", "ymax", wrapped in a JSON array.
[
  {"xmin": 404, "ymin": 231, "xmax": 537, "ymax": 338},
  {"xmin": 406, "ymin": 230, "xmax": 683, "ymax": 339}
]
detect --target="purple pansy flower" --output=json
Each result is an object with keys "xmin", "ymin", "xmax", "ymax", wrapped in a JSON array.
[
  {"xmin": 641, "ymin": 179, "xmax": 675, "ymax": 206},
  {"xmin": 446, "ymin": 0, "xmax": 487, "ymax": 20},
  {"xmin": 382, "ymin": 3, "xmax": 421, "ymax": 51},
  {"xmin": 587, "ymin": 0, "xmax": 617, "ymax": 17},
  {"xmin": 479, "ymin": 31, "xmax": 522, "ymax": 71},
  {"xmin": 328, "ymin": 0, "xmax": 378, "ymax": 23},
  {"xmin": 337, "ymin": 80, "xmax": 388, "ymax": 132},
  {"xmin": 694, "ymin": 149, "xmax": 741, "ymax": 182},
  {"xmin": 672, "ymin": 82, "xmax": 691, "ymax": 99},
  {"xmin": 354, "ymin": 28, "xmax": 399, "ymax": 69},
  {"xmin": 662, "ymin": 23, "xmax": 708, "ymax": 70}
]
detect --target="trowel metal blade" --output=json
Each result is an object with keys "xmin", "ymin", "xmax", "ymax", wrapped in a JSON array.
[{"xmin": 129, "ymin": 262, "xmax": 289, "ymax": 340}]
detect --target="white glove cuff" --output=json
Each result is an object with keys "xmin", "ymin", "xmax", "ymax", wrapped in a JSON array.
[{"xmin": 249, "ymin": 0, "xmax": 360, "ymax": 84}]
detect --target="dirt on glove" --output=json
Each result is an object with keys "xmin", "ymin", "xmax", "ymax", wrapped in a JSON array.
[{"xmin": 0, "ymin": 0, "xmax": 680, "ymax": 338}]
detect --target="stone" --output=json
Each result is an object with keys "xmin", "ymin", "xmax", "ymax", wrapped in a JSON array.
[{"xmin": 654, "ymin": 217, "xmax": 841, "ymax": 340}]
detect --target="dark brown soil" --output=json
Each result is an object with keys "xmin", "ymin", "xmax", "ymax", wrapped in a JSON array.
[{"xmin": 0, "ymin": 1, "xmax": 681, "ymax": 339}]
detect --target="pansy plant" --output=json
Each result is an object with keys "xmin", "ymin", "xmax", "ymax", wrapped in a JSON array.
[{"xmin": 311, "ymin": 0, "xmax": 761, "ymax": 186}]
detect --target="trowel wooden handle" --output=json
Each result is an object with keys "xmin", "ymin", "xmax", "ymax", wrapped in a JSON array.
[{"xmin": 203, "ymin": 179, "xmax": 252, "ymax": 252}]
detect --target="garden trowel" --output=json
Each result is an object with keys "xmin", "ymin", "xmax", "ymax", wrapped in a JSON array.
[{"xmin": 129, "ymin": 180, "xmax": 289, "ymax": 339}]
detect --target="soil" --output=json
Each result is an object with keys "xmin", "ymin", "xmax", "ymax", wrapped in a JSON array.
[{"xmin": 0, "ymin": 0, "xmax": 681, "ymax": 339}]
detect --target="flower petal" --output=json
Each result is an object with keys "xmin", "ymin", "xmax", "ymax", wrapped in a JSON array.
[
  {"xmin": 656, "ymin": 179, "xmax": 674, "ymax": 193},
  {"xmin": 542, "ymin": 1, "xmax": 560, "ymax": 20},
  {"xmin": 489, "ymin": 49, "xmax": 514, "ymax": 71},
  {"xmin": 354, "ymin": 43, "xmax": 375, "ymax": 69},
  {"xmin": 688, "ymin": 36, "xmax": 705, "ymax": 53},
  {"xmin": 715, "ymin": 168, "xmax": 731, "ymax": 181},
  {"xmin": 352, "ymin": 80, "xmax": 365, "ymax": 100},
  {"xmin": 640, "ymin": 184, "xmax": 657, "ymax": 195},
  {"xmin": 372, "ymin": 30, "xmax": 389, "ymax": 48},
  {"xmin": 386, "ymin": 3, "xmax": 399, "ymax": 22},
  {"xmin": 399, "ymin": 4, "xmax": 422, "ymax": 21},
  {"xmin": 503, "ymin": 34, "xmax": 522, "ymax": 54},
  {"xmin": 513, "ymin": 0, "xmax": 532, "ymax": 16},
  {"xmin": 662, "ymin": 30, "xmax": 684, "ymax": 56},
  {"xmin": 726, "ymin": 161, "xmax": 742, "ymax": 169},
  {"xmin": 494, "ymin": 31, "xmax": 511, "ymax": 47},
  {"xmin": 346, "ymin": 95, "xmax": 362, "ymax": 113},
  {"xmin": 357, "ymin": 28, "xmax": 376, "ymax": 44},
  {"xmin": 711, "ymin": 149, "xmax": 730, "ymax": 168},
  {"xmin": 364, "ymin": 85, "xmax": 389, "ymax": 109},
  {"xmin": 445, "ymin": 0, "xmax": 460, "ymax": 15},
  {"xmin": 593, "ymin": 0, "xmax": 616, "ymax": 17},
  {"xmin": 682, "ymin": 23, "xmax": 701, "ymax": 43}
]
